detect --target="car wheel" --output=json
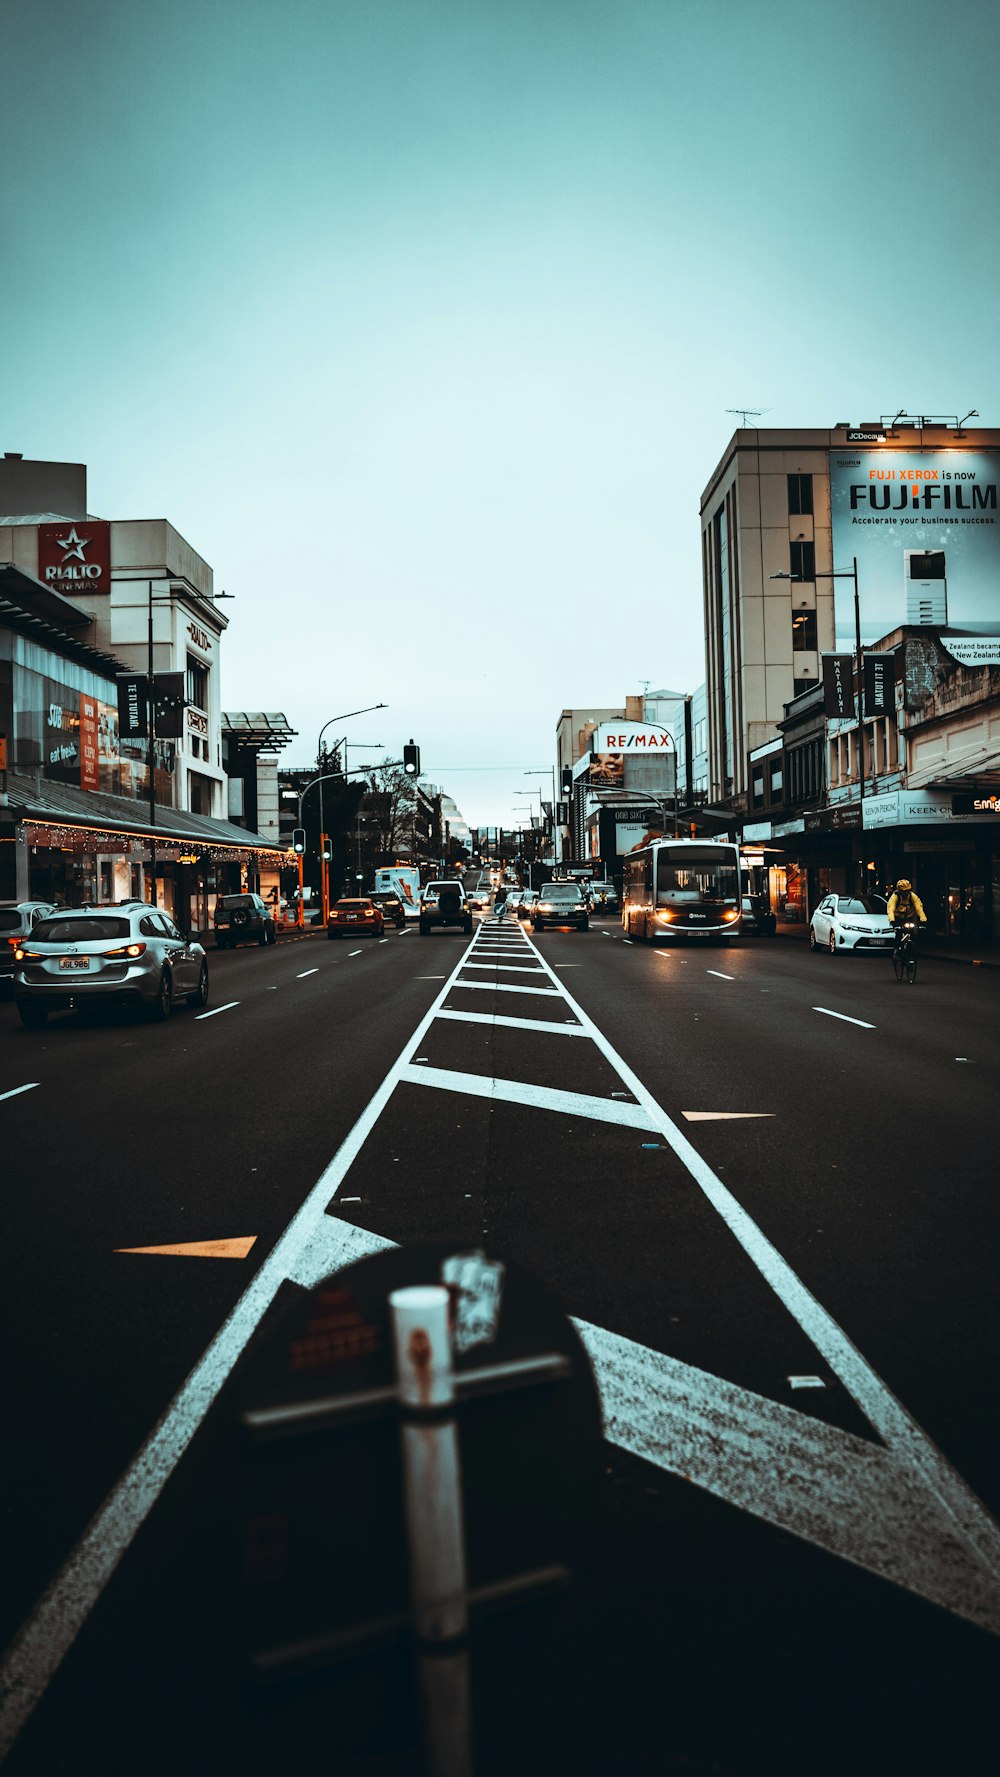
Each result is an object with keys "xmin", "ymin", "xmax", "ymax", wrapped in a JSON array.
[
  {"xmin": 18, "ymin": 1002, "xmax": 47, "ymax": 1030},
  {"xmin": 808, "ymin": 927, "xmax": 817, "ymax": 951},
  {"xmin": 828, "ymin": 931, "xmax": 837, "ymax": 955},
  {"xmin": 419, "ymin": 921, "xmax": 430, "ymax": 935},
  {"xmin": 151, "ymin": 969, "xmax": 173, "ymax": 1021},
  {"xmin": 187, "ymin": 961, "xmax": 209, "ymax": 1009}
]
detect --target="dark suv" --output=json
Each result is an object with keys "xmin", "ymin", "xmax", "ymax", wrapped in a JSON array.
[
  {"xmin": 213, "ymin": 893, "xmax": 276, "ymax": 949},
  {"xmin": 370, "ymin": 890, "xmax": 406, "ymax": 929},
  {"xmin": 419, "ymin": 881, "xmax": 473, "ymax": 935}
]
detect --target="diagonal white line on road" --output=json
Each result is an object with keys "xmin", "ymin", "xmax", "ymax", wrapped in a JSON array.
[
  {"xmin": 0, "ymin": 1083, "xmax": 40, "ymax": 1104},
  {"xmin": 706, "ymin": 970, "xmax": 735, "ymax": 980},
  {"xmin": 814, "ymin": 1007, "xmax": 876, "ymax": 1029},
  {"xmin": 447, "ymin": 979, "xmax": 562, "ymax": 998},
  {"xmin": 287, "ymin": 1217, "xmax": 1000, "ymax": 1636},
  {"xmin": 435, "ymin": 1009, "xmax": 588, "ymax": 1036},
  {"xmin": 296, "ymin": 969, "xmax": 319, "ymax": 978},
  {"xmin": 194, "ymin": 1001, "xmax": 240, "ymax": 1021},
  {"xmin": 397, "ymin": 1064, "xmax": 655, "ymax": 1129}
]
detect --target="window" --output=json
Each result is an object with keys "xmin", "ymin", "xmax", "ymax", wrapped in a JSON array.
[
  {"xmin": 793, "ymin": 678, "xmax": 813, "ymax": 698},
  {"xmin": 787, "ymin": 474, "xmax": 813, "ymax": 515},
  {"xmin": 186, "ymin": 654, "xmax": 209, "ymax": 710},
  {"xmin": 790, "ymin": 541, "xmax": 815, "ymax": 580},
  {"xmin": 769, "ymin": 760, "xmax": 783, "ymax": 799},
  {"xmin": 752, "ymin": 770, "xmax": 765, "ymax": 810},
  {"xmin": 792, "ymin": 610, "xmax": 817, "ymax": 651}
]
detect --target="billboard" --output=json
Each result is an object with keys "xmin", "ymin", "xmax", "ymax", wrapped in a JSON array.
[
  {"xmin": 830, "ymin": 449, "xmax": 1000, "ymax": 646},
  {"xmin": 592, "ymin": 721, "xmax": 674, "ymax": 754}
]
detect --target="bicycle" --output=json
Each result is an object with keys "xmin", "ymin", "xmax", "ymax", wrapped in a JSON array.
[{"xmin": 891, "ymin": 921, "xmax": 918, "ymax": 984}]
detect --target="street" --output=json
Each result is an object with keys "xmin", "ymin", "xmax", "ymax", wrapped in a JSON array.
[{"xmin": 1, "ymin": 915, "xmax": 998, "ymax": 1775}]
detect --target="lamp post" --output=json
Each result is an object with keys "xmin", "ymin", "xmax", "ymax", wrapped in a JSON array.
[
  {"xmin": 313, "ymin": 705, "xmax": 387, "ymax": 920},
  {"xmin": 771, "ymin": 556, "xmax": 866, "ymax": 886},
  {"xmin": 514, "ymin": 789, "xmax": 543, "ymax": 887}
]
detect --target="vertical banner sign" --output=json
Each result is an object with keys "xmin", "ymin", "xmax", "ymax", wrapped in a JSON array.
[
  {"xmin": 79, "ymin": 696, "xmax": 99, "ymax": 790},
  {"xmin": 822, "ymin": 654, "xmax": 854, "ymax": 718},
  {"xmin": 117, "ymin": 674, "xmax": 148, "ymax": 739},
  {"xmin": 863, "ymin": 652, "xmax": 896, "ymax": 717},
  {"xmin": 153, "ymin": 672, "xmax": 186, "ymax": 739}
]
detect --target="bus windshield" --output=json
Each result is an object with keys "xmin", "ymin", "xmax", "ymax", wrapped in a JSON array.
[{"xmin": 656, "ymin": 848, "xmax": 739, "ymax": 906}]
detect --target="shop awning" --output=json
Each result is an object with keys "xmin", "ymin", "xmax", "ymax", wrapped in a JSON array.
[
  {"xmin": 1, "ymin": 771, "xmax": 286, "ymax": 861},
  {"xmin": 905, "ymin": 744, "xmax": 1000, "ymax": 791}
]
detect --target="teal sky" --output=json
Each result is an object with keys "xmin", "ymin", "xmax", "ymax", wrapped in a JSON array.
[{"xmin": 4, "ymin": 0, "xmax": 998, "ymax": 828}]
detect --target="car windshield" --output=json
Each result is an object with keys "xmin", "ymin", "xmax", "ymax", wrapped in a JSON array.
[
  {"xmin": 335, "ymin": 899, "xmax": 369, "ymax": 909},
  {"xmin": 33, "ymin": 916, "xmax": 132, "ymax": 942},
  {"xmin": 838, "ymin": 896, "xmax": 887, "ymax": 915},
  {"xmin": 543, "ymin": 886, "xmax": 581, "ymax": 900}
]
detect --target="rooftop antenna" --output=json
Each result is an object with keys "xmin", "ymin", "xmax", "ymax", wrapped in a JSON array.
[{"xmin": 726, "ymin": 407, "xmax": 770, "ymax": 428}]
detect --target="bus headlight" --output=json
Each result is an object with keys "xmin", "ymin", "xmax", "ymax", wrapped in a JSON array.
[
  {"xmin": 722, "ymin": 909, "xmax": 739, "ymax": 922},
  {"xmin": 657, "ymin": 909, "xmax": 676, "ymax": 921}
]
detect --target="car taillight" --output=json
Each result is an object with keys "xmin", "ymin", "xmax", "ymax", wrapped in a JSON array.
[
  {"xmin": 14, "ymin": 947, "xmax": 37, "ymax": 961},
  {"xmin": 7, "ymin": 936, "xmax": 21, "ymax": 949},
  {"xmin": 364, "ymin": 909, "xmax": 374, "ymax": 918},
  {"xmin": 103, "ymin": 942, "xmax": 147, "ymax": 958}
]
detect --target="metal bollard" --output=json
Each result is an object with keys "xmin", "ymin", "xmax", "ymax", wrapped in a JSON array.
[{"xmin": 389, "ymin": 1286, "xmax": 473, "ymax": 1777}]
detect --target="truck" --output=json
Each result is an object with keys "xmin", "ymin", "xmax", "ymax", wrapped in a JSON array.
[{"xmin": 375, "ymin": 865, "xmax": 422, "ymax": 919}]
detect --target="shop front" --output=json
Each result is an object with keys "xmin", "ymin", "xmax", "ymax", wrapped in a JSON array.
[{"xmin": 861, "ymin": 789, "xmax": 1000, "ymax": 949}]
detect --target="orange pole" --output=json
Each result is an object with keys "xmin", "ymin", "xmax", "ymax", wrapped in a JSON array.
[{"xmin": 297, "ymin": 852, "xmax": 305, "ymax": 928}]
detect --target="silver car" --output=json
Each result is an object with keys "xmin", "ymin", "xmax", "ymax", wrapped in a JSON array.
[
  {"xmin": 0, "ymin": 901, "xmax": 57, "ymax": 990},
  {"xmin": 13, "ymin": 903, "xmax": 209, "ymax": 1028}
]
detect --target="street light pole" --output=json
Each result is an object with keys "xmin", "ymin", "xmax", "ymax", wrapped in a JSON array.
[
  {"xmin": 314, "ymin": 704, "xmax": 387, "ymax": 921},
  {"xmin": 771, "ymin": 560, "xmax": 867, "ymax": 887}
]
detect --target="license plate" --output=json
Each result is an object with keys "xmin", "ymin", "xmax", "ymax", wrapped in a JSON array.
[{"xmin": 59, "ymin": 956, "xmax": 90, "ymax": 971}]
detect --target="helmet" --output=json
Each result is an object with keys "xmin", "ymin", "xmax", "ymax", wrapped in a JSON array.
[{"xmin": 895, "ymin": 879, "xmax": 911, "ymax": 891}]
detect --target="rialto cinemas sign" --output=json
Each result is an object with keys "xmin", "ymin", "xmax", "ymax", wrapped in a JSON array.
[{"xmin": 37, "ymin": 521, "xmax": 112, "ymax": 592}]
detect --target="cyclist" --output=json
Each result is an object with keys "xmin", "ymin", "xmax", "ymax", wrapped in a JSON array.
[{"xmin": 886, "ymin": 878, "xmax": 927, "ymax": 951}]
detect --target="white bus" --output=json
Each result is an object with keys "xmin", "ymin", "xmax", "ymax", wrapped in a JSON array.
[{"xmin": 621, "ymin": 838, "xmax": 742, "ymax": 943}]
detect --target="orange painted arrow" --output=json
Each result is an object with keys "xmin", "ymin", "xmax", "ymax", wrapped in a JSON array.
[{"xmin": 115, "ymin": 1236, "xmax": 258, "ymax": 1260}]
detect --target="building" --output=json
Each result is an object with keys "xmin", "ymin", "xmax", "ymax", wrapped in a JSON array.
[
  {"xmin": 0, "ymin": 458, "xmax": 283, "ymax": 927},
  {"xmin": 0, "ymin": 453, "xmax": 227, "ymax": 817},
  {"xmin": 699, "ymin": 416, "xmax": 1000, "ymax": 810}
]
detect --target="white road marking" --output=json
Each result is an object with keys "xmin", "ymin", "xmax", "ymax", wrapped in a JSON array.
[
  {"xmin": 813, "ymin": 1007, "xmax": 876, "ymax": 1029},
  {"xmin": 462, "ymin": 960, "xmax": 545, "ymax": 974},
  {"xmin": 348, "ymin": 949, "xmax": 363, "ymax": 957},
  {"xmin": 288, "ymin": 1217, "xmax": 1000, "ymax": 1637},
  {"xmin": 682, "ymin": 1111, "xmax": 775, "ymax": 1122},
  {"xmin": 397, "ymin": 1064, "xmax": 658, "ymax": 1130},
  {"xmin": 0, "ymin": 1083, "xmax": 40, "ymax": 1104},
  {"xmin": 788, "ymin": 1375, "xmax": 826, "ymax": 1390},
  {"xmin": 0, "ymin": 929, "xmax": 484, "ymax": 1757},
  {"xmin": 706, "ymin": 970, "xmax": 735, "ymax": 981},
  {"xmin": 378, "ymin": 939, "xmax": 389, "ymax": 945},
  {"xmin": 416, "ymin": 975, "xmax": 447, "ymax": 980},
  {"xmin": 194, "ymin": 1001, "xmax": 240, "ymax": 1021},
  {"xmin": 622, "ymin": 940, "xmax": 633, "ymax": 945},
  {"xmin": 448, "ymin": 980, "xmax": 561, "ymax": 998},
  {"xmin": 435, "ymin": 1009, "xmax": 588, "ymax": 1036},
  {"xmin": 296, "ymin": 969, "xmax": 319, "ymax": 978}
]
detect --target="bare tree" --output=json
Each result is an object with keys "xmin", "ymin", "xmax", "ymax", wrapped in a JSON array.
[{"xmin": 363, "ymin": 762, "xmax": 419, "ymax": 861}]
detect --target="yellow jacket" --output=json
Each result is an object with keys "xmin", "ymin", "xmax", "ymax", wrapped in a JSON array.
[{"xmin": 887, "ymin": 889, "xmax": 926, "ymax": 924}]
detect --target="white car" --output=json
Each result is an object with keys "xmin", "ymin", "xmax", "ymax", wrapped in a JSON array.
[{"xmin": 809, "ymin": 893, "xmax": 894, "ymax": 956}]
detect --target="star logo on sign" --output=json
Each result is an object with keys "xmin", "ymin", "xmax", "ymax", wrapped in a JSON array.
[{"xmin": 55, "ymin": 526, "xmax": 91, "ymax": 562}]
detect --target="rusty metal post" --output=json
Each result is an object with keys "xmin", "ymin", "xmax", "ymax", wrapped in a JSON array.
[{"xmin": 389, "ymin": 1285, "xmax": 472, "ymax": 1777}]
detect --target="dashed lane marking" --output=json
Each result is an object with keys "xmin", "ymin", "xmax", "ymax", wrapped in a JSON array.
[
  {"xmin": 194, "ymin": 1001, "xmax": 240, "ymax": 1021},
  {"xmin": 296, "ymin": 969, "xmax": 319, "ymax": 978},
  {"xmin": 348, "ymin": 950, "xmax": 363, "ymax": 957},
  {"xmin": 435, "ymin": 1009, "xmax": 587, "ymax": 1036},
  {"xmin": 0, "ymin": 1083, "xmax": 40, "ymax": 1104},
  {"xmin": 706, "ymin": 970, "xmax": 735, "ymax": 980},
  {"xmin": 813, "ymin": 1007, "xmax": 876, "ymax": 1029}
]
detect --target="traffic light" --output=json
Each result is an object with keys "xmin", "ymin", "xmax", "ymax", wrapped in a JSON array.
[
  {"xmin": 561, "ymin": 766, "xmax": 572, "ymax": 795},
  {"xmin": 403, "ymin": 739, "xmax": 421, "ymax": 777},
  {"xmin": 292, "ymin": 828, "xmax": 306, "ymax": 854},
  {"xmin": 320, "ymin": 833, "xmax": 332, "ymax": 861}
]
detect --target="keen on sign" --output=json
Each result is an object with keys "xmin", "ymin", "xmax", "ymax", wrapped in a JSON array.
[{"xmin": 37, "ymin": 520, "xmax": 112, "ymax": 593}]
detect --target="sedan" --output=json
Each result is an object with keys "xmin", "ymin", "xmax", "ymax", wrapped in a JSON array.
[
  {"xmin": 740, "ymin": 894, "xmax": 776, "ymax": 937},
  {"xmin": 809, "ymin": 893, "xmax": 894, "ymax": 955},
  {"xmin": 1, "ymin": 900, "xmax": 57, "ymax": 990},
  {"xmin": 516, "ymin": 891, "xmax": 538, "ymax": 920},
  {"xmin": 327, "ymin": 897, "xmax": 384, "ymax": 939},
  {"xmin": 13, "ymin": 904, "xmax": 209, "ymax": 1026}
]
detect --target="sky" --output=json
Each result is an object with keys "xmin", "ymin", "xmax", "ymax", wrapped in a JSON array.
[{"xmin": 4, "ymin": 0, "xmax": 999, "ymax": 831}]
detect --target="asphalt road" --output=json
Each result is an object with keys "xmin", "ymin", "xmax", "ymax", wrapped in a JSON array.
[{"xmin": 0, "ymin": 914, "xmax": 997, "ymax": 1775}]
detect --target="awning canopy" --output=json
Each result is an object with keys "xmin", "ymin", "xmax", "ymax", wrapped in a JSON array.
[
  {"xmin": 1, "ymin": 771, "xmax": 286, "ymax": 861},
  {"xmin": 905, "ymin": 744, "xmax": 1000, "ymax": 790}
]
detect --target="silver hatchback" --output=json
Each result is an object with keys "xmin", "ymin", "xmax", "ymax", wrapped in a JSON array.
[{"xmin": 13, "ymin": 903, "xmax": 209, "ymax": 1028}]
